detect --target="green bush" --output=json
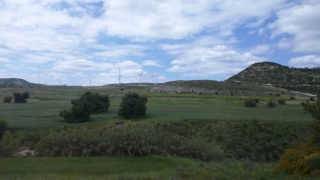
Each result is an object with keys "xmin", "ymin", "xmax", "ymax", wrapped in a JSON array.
[
  {"xmin": 72, "ymin": 91, "xmax": 110, "ymax": 113},
  {"xmin": 60, "ymin": 91, "xmax": 110, "ymax": 123},
  {"xmin": 13, "ymin": 91, "xmax": 29, "ymax": 103},
  {"xmin": 3, "ymin": 96, "xmax": 12, "ymax": 103},
  {"xmin": 0, "ymin": 120, "xmax": 8, "ymax": 138},
  {"xmin": 59, "ymin": 100, "xmax": 91, "ymax": 123},
  {"xmin": 118, "ymin": 92, "xmax": 148, "ymax": 119},
  {"xmin": 0, "ymin": 131, "xmax": 20, "ymax": 157},
  {"xmin": 275, "ymin": 92, "xmax": 320, "ymax": 175},
  {"xmin": 290, "ymin": 96, "xmax": 295, "ymax": 100},
  {"xmin": 310, "ymin": 97, "xmax": 315, "ymax": 101},
  {"xmin": 244, "ymin": 99, "xmax": 257, "ymax": 108},
  {"xmin": 35, "ymin": 125, "xmax": 224, "ymax": 161},
  {"xmin": 267, "ymin": 101, "xmax": 277, "ymax": 108},
  {"xmin": 277, "ymin": 99, "xmax": 286, "ymax": 105}
]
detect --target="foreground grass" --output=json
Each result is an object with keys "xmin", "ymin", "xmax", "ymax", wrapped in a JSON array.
[
  {"xmin": 1, "ymin": 156, "xmax": 317, "ymax": 180},
  {"xmin": 0, "ymin": 156, "xmax": 196, "ymax": 180}
]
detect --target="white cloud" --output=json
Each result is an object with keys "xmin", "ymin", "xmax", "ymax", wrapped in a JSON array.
[
  {"xmin": 51, "ymin": 59, "xmax": 114, "ymax": 72},
  {"xmin": 250, "ymin": 44, "xmax": 273, "ymax": 55},
  {"xmin": 103, "ymin": 0, "xmax": 287, "ymax": 40},
  {"xmin": 0, "ymin": 57, "xmax": 11, "ymax": 62},
  {"xmin": 166, "ymin": 45, "xmax": 267, "ymax": 78},
  {"xmin": 142, "ymin": 60, "xmax": 162, "ymax": 67},
  {"xmin": 94, "ymin": 44, "xmax": 145, "ymax": 58},
  {"xmin": 289, "ymin": 55, "xmax": 320, "ymax": 68},
  {"xmin": 269, "ymin": 1, "xmax": 320, "ymax": 53}
]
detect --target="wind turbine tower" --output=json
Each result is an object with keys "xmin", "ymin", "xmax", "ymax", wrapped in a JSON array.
[
  {"xmin": 152, "ymin": 73, "xmax": 158, "ymax": 86},
  {"xmin": 118, "ymin": 68, "xmax": 124, "ymax": 88},
  {"xmin": 138, "ymin": 69, "xmax": 143, "ymax": 86}
]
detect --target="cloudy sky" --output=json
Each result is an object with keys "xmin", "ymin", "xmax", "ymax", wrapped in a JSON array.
[{"xmin": 0, "ymin": 0, "xmax": 319, "ymax": 86}]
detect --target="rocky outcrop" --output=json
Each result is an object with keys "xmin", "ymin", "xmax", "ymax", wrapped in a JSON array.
[{"xmin": 150, "ymin": 84, "xmax": 262, "ymax": 95}]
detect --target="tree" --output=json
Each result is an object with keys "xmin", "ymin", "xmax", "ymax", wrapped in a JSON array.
[
  {"xmin": 3, "ymin": 96, "xmax": 12, "ymax": 103},
  {"xmin": 267, "ymin": 101, "xmax": 277, "ymax": 108},
  {"xmin": 59, "ymin": 91, "xmax": 110, "ymax": 123},
  {"xmin": 71, "ymin": 91, "xmax": 110, "ymax": 113},
  {"xmin": 118, "ymin": 92, "xmax": 148, "ymax": 119},
  {"xmin": 59, "ymin": 100, "xmax": 91, "ymax": 123},
  {"xmin": 277, "ymin": 99, "xmax": 286, "ymax": 105},
  {"xmin": 13, "ymin": 91, "xmax": 29, "ymax": 103},
  {"xmin": 244, "ymin": 99, "xmax": 257, "ymax": 108},
  {"xmin": 274, "ymin": 91, "xmax": 320, "ymax": 175}
]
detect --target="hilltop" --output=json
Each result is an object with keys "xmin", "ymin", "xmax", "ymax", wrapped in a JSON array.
[
  {"xmin": 226, "ymin": 62, "xmax": 320, "ymax": 91},
  {"xmin": 0, "ymin": 78, "xmax": 36, "ymax": 85}
]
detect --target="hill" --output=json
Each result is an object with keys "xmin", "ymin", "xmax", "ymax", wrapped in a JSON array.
[
  {"xmin": 0, "ymin": 78, "xmax": 36, "ymax": 85},
  {"xmin": 226, "ymin": 62, "xmax": 320, "ymax": 92},
  {"xmin": 150, "ymin": 80, "xmax": 272, "ymax": 95}
]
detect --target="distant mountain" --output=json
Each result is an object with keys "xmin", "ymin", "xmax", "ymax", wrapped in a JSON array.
[
  {"xmin": 226, "ymin": 62, "xmax": 320, "ymax": 90},
  {"xmin": 0, "ymin": 78, "xmax": 36, "ymax": 85}
]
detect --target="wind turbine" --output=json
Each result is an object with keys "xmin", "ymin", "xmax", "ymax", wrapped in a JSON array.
[
  {"xmin": 88, "ymin": 79, "xmax": 91, "ymax": 86},
  {"xmin": 152, "ymin": 73, "xmax": 158, "ymax": 86},
  {"xmin": 138, "ymin": 69, "xmax": 143, "ymax": 86},
  {"xmin": 118, "ymin": 68, "xmax": 124, "ymax": 88}
]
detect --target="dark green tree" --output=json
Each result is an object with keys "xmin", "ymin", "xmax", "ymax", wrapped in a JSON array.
[
  {"xmin": 267, "ymin": 101, "xmax": 277, "ymax": 108},
  {"xmin": 13, "ymin": 91, "xmax": 29, "ymax": 103},
  {"xmin": 277, "ymin": 99, "xmax": 286, "ymax": 105},
  {"xmin": 244, "ymin": 99, "xmax": 257, "ymax": 108},
  {"xmin": 3, "ymin": 96, "xmax": 12, "ymax": 103},
  {"xmin": 59, "ymin": 100, "xmax": 91, "ymax": 123},
  {"xmin": 118, "ymin": 92, "xmax": 148, "ymax": 119},
  {"xmin": 71, "ymin": 91, "xmax": 110, "ymax": 113}
]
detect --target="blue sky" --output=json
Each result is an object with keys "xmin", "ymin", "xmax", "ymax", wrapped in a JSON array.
[{"xmin": 0, "ymin": 0, "xmax": 319, "ymax": 86}]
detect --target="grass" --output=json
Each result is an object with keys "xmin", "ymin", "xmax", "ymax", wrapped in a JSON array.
[
  {"xmin": 0, "ymin": 86, "xmax": 313, "ymax": 129},
  {"xmin": 0, "ymin": 156, "xmax": 197, "ymax": 180}
]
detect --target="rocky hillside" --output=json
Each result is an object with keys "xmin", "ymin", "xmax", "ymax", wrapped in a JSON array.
[
  {"xmin": 150, "ymin": 80, "xmax": 270, "ymax": 95},
  {"xmin": 226, "ymin": 62, "xmax": 320, "ymax": 88}
]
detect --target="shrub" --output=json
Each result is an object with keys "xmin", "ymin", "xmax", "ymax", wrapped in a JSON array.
[
  {"xmin": 118, "ymin": 92, "xmax": 148, "ymax": 119},
  {"xmin": 310, "ymin": 97, "xmax": 315, "ymax": 101},
  {"xmin": 72, "ymin": 91, "xmax": 110, "ymax": 113},
  {"xmin": 275, "ymin": 92, "xmax": 320, "ymax": 175},
  {"xmin": 267, "ymin": 101, "xmax": 277, "ymax": 108},
  {"xmin": 277, "ymin": 99, "xmax": 286, "ymax": 105},
  {"xmin": 290, "ymin": 96, "xmax": 295, "ymax": 100},
  {"xmin": 275, "ymin": 93, "xmax": 281, "ymax": 96},
  {"xmin": 59, "ymin": 100, "xmax": 91, "ymax": 123},
  {"xmin": 0, "ymin": 120, "xmax": 8, "ymax": 138},
  {"xmin": 254, "ymin": 99, "xmax": 259, "ymax": 103},
  {"xmin": 3, "ymin": 96, "xmax": 12, "ymax": 103},
  {"xmin": 13, "ymin": 91, "xmax": 29, "ymax": 103},
  {"xmin": 244, "ymin": 99, "xmax": 257, "ymax": 108},
  {"xmin": 0, "ymin": 131, "xmax": 20, "ymax": 157}
]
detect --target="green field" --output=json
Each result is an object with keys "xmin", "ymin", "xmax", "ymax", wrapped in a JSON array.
[
  {"xmin": 0, "ymin": 86, "xmax": 312, "ymax": 129},
  {"xmin": 0, "ymin": 85, "xmax": 316, "ymax": 179}
]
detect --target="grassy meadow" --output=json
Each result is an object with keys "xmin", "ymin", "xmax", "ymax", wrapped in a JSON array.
[
  {"xmin": 0, "ymin": 85, "xmax": 312, "ymax": 129},
  {"xmin": 0, "ymin": 85, "xmax": 317, "ymax": 179}
]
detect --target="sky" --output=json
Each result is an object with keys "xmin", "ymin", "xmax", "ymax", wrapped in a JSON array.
[{"xmin": 0, "ymin": 0, "xmax": 320, "ymax": 86}]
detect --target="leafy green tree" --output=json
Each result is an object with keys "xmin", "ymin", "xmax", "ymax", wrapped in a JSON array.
[
  {"xmin": 118, "ymin": 92, "xmax": 148, "ymax": 119},
  {"xmin": 277, "ymin": 99, "xmax": 286, "ymax": 105},
  {"xmin": 3, "ymin": 96, "xmax": 12, "ymax": 103},
  {"xmin": 244, "ymin": 99, "xmax": 257, "ymax": 108},
  {"xmin": 267, "ymin": 101, "xmax": 277, "ymax": 108},
  {"xmin": 71, "ymin": 91, "xmax": 110, "ymax": 113},
  {"xmin": 59, "ymin": 100, "xmax": 91, "ymax": 123},
  {"xmin": 13, "ymin": 91, "xmax": 29, "ymax": 103}
]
